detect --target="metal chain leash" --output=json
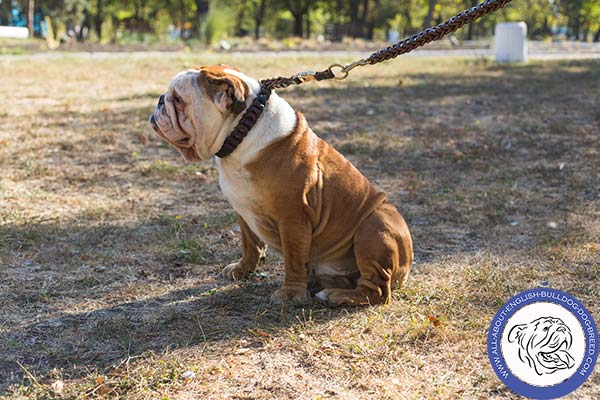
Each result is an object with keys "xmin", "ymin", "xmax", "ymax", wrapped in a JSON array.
[{"xmin": 260, "ymin": 0, "xmax": 513, "ymax": 90}]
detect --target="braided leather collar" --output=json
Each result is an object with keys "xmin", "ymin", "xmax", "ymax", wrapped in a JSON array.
[{"xmin": 215, "ymin": 85, "xmax": 272, "ymax": 158}]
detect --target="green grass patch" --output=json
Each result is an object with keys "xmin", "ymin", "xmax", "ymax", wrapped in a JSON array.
[{"xmin": 175, "ymin": 238, "xmax": 208, "ymax": 264}]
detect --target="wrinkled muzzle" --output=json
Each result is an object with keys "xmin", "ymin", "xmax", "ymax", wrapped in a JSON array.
[{"xmin": 149, "ymin": 94, "xmax": 200, "ymax": 162}]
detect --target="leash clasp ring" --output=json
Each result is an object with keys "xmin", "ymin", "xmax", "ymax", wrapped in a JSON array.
[{"xmin": 327, "ymin": 63, "xmax": 348, "ymax": 80}]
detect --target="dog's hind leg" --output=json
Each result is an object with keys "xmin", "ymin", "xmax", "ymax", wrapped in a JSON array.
[
  {"xmin": 315, "ymin": 204, "xmax": 413, "ymax": 306},
  {"xmin": 222, "ymin": 213, "xmax": 266, "ymax": 280}
]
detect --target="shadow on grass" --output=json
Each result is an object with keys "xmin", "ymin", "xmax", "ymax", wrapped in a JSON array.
[
  {"xmin": 0, "ymin": 210, "xmax": 362, "ymax": 392},
  {"xmin": 0, "ymin": 249, "xmax": 358, "ymax": 392}
]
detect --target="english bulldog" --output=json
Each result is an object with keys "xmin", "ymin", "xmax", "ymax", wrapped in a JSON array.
[
  {"xmin": 508, "ymin": 317, "xmax": 575, "ymax": 375},
  {"xmin": 149, "ymin": 65, "xmax": 413, "ymax": 306}
]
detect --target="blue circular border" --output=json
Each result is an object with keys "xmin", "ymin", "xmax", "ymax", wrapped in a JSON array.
[{"xmin": 487, "ymin": 287, "xmax": 599, "ymax": 399}]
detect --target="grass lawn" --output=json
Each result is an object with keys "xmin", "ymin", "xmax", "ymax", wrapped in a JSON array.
[{"xmin": 0, "ymin": 52, "xmax": 598, "ymax": 399}]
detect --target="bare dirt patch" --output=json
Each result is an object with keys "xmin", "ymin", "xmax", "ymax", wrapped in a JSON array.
[{"xmin": 0, "ymin": 54, "xmax": 598, "ymax": 399}]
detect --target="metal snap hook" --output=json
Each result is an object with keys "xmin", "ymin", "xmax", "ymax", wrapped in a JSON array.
[{"xmin": 342, "ymin": 58, "xmax": 368, "ymax": 74}]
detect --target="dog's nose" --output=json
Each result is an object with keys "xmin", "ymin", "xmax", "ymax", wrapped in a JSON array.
[{"xmin": 149, "ymin": 95, "xmax": 165, "ymax": 129}]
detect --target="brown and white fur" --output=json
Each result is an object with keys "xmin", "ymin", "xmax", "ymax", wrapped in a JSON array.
[{"xmin": 150, "ymin": 65, "xmax": 413, "ymax": 306}]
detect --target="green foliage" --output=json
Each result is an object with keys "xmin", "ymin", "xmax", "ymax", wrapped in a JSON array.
[
  {"xmin": 176, "ymin": 238, "xmax": 208, "ymax": 263},
  {"xmin": 40, "ymin": 0, "xmax": 89, "ymax": 29},
  {"xmin": 202, "ymin": 4, "xmax": 235, "ymax": 44},
  {"xmin": 271, "ymin": 11, "xmax": 294, "ymax": 39},
  {"xmin": 32, "ymin": 0, "xmax": 600, "ymax": 44},
  {"xmin": 0, "ymin": 46, "xmax": 24, "ymax": 55},
  {"xmin": 153, "ymin": 9, "xmax": 174, "ymax": 41},
  {"xmin": 100, "ymin": 15, "xmax": 115, "ymax": 44}
]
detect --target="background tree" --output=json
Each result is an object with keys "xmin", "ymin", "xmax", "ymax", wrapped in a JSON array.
[
  {"xmin": 4, "ymin": 0, "xmax": 599, "ymax": 43},
  {"xmin": 0, "ymin": 0, "xmax": 12, "ymax": 25},
  {"xmin": 423, "ymin": 0, "xmax": 437, "ymax": 28},
  {"xmin": 253, "ymin": 0, "xmax": 268, "ymax": 39},
  {"xmin": 95, "ymin": 0, "xmax": 103, "ymax": 39},
  {"xmin": 285, "ymin": 0, "xmax": 311, "ymax": 37},
  {"xmin": 193, "ymin": 0, "xmax": 209, "ymax": 37},
  {"xmin": 27, "ymin": 0, "xmax": 34, "ymax": 34}
]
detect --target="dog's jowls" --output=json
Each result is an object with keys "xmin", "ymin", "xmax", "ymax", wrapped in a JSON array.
[{"xmin": 150, "ymin": 65, "xmax": 413, "ymax": 306}]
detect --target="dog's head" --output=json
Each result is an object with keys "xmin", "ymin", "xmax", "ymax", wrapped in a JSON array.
[
  {"xmin": 149, "ymin": 65, "xmax": 250, "ymax": 161},
  {"xmin": 508, "ymin": 316, "xmax": 575, "ymax": 375}
]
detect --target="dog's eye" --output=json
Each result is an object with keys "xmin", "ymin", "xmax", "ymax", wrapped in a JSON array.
[
  {"xmin": 544, "ymin": 327, "xmax": 549, "ymax": 331},
  {"xmin": 173, "ymin": 94, "xmax": 184, "ymax": 106}
]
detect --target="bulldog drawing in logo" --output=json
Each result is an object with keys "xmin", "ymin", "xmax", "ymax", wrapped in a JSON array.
[{"xmin": 507, "ymin": 317, "xmax": 575, "ymax": 376}]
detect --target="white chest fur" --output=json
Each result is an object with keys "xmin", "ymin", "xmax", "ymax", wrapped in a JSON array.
[
  {"xmin": 214, "ymin": 69, "xmax": 297, "ymax": 241},
  {"xmin": 217, "ymin": 163, "xmax": 259, "ymax": 224},
  {"xmin": 217, "ymin": 160, "xmax": 281, "ymax": 250}
]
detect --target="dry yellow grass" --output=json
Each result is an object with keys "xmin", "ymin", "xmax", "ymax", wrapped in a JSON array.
[{"xmin": 0, "ymin": 52, "xmax": 599, "ymax": 399}]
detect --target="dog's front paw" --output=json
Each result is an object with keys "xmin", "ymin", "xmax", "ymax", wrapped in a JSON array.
[
  {"xmin": 270, "ymin": 287, "xmax": 309, "ymax": 304},
  {"xmin": 221, "ymin": 261, "xmax": 252, "ymax": 280},
  {"xmin": 315, "ymin": 287, "xmax": 389, "ymax": 307},
  {"xmin": 315, "ymin": 288, "xmax": 381, "ymax": 307}
]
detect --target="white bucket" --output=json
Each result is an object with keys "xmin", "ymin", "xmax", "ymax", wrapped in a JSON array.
[
  {"xmin": 0, "ymin": 26, "xmax": 30, "ymax": 39},
  {"xmin": 495, "ymin": 22, "xmax": 527, "ymax": 63}
]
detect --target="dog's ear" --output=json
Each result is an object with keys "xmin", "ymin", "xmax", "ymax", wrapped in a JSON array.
[
  {"xmin": 219, "ymin": 64, "xmax": 241, "ymax": 72},
  {"xmin": 508, "ymin": 324, "xmax": 527, "ymax": 343},
  {"xmin": 199, "ymin": 67, "xmax": 248, "ymax": 114}
]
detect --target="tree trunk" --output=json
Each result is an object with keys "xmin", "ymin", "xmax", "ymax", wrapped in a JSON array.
[
  {"xmin": 358, "ymin": 0, "xmax": 369, "ymax": 38},
  {"xmin": 466, "ymin": 0, "xmax": 477, "ymax": 40},
  {"xmin": 349, "ymin": 0, "xmax": 359, "ymax": 37},
  {"xmin": 402, "ymin": 5, "xmax": 412, "ymax": 36},
  {"xmin": 254, "ymin": 0, "xmax": 267, "ymax": 39},
  {"xmin": 292, "ymin": 13, "xmax": 302, "ymax": 37},
  {"xmin": 423, "ymin": 0, "xmax": 437, "ymax": 29},
  {"xmin": 134, "ymin": 1, "xmax": 140, "ymax": 22},
  {"xmin": 194, "ymin": 0, "xmax": 209, "ymax": 38},
  {"xmin": 366, "ymin": 0, "xmax": 379, "ymax": 40},
  {"xmin": 179, "ymin": 0, "xmax": 185, "ymax": 40},
  {"xmin": 287, "ymin": 0, "xmax": 308, "ymax": 37},
  {"xmin": 332, "ymin": 0, "xmax": 343, "ymax": 41},
  {"xmin": 573, "ymin": 20, "xmax": 580, "ymax": 40},
  {"xmin": 78, "ymin": 8, "xmax": 91, "ymax": 41},
  {"xmin": 236, "ymin": 0, "xmax": 247, "ymax": 37},
  {"xmin": 27, "ymin": 0, "xmax": 35, "ymax": 36},
  {"xmin": 304, "ymin": 11, "xmax": 311, "ymax": 38},
  {"xmin": 594, "ymin": 26, "xmax": 600, "ymax": 42},
  {"xmin": 542, "ymin": 16, "xmax": 548, "ymax": 36},
  {"xmin": 0, "ymin": 0, "xmax": 11, "ymax": 25},
  {"xmin": 95, "ymin": 0, "xmax": 104, "ymax": 40}
]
